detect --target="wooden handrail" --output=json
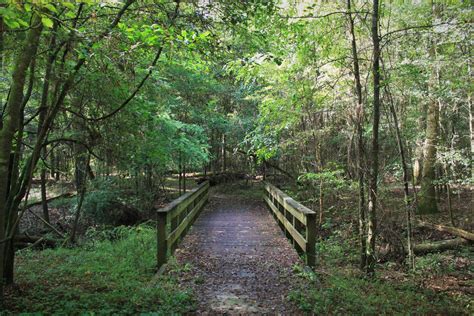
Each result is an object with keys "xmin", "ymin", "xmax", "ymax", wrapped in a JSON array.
[
  {"xmin": 264, "ymin": 182, "xmax": 317, "ymax": 267},
  {"xmin": 156, "ymin": 181, "xmax": 210, "ymax": 268}
]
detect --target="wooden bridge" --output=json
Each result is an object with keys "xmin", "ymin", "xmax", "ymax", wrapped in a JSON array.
[{"xmin": 155, "ymin": 181, "xmax": 317, "ymax": 313}]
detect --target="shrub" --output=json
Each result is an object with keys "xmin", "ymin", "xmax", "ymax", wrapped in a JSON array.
[{"xmin": 81, "ymin": 178, "xmax": 142, "ymax": 226}]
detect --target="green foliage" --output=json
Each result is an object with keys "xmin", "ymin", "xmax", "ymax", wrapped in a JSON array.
[
  {"xmin": 214, "ymin": 180, "xmax": 264, "ymax": 200},
  {"xmin": 298, "ymin": 168, "xmax": 348, "ymax": 191},
  {"xmin": 414, "ymin": 253, "xmax": 446, "ymax": 275},
  {"xmin": 81, "ymin": 179, "xmax": 124, "ymax": 225},
  {"xmin": 9, "ymin": 225, "xmax": 194, "ymax": 314},
  {"xmin": 317, "ymin": 234, "xmax": 359, "ymax": 266},
  {"xmin": 289, "ymin": 237, "xmax": 470, "ymax": 315},
  {"xmin": 288, "ymin": 273, "xmax": 463, "ymax": 315},
  {"xmin": 413, "ymin": 249, "xmax": 473, "ymax": 276}
]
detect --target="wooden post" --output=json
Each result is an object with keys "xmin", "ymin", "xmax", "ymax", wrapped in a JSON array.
[
  {"xmin": 157, "ymin": 211, "xmax": 168, "ymax": 268},
  {"xmin": 306, "ymin": 213, "xmax": 316, "ymax": 267}
]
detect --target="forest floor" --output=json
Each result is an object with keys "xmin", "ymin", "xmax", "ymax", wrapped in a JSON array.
[{"xmin": 168, "ymin": 184, "xmax": 306, "ymax": 314}]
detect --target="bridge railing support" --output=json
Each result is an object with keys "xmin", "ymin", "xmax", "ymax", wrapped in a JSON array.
[
  {"xmin": 264, "ymin": 182, "xmax": 317, "ymax": 267},
  {"xmin": 156, "ymin": 181, "xmax": 210, "ymax": 269}
]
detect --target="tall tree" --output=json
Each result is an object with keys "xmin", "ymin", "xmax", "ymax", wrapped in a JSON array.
[
  {"xmin": 0, "ymin": 12, "xmax": 43, "ymax": 304},
  {"xmin": 366, "ymin": 0, "xmax": 381, "ymax": 274},
  {"xmin": 417, "ymin": 1, "xmax": 441, "ymax": 214},
  {"xmin": 347, "ymin": 0, "xmax": 367, "ymax": 270}
]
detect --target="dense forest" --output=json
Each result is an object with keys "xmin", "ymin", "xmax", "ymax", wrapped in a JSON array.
[{"xmin": 0, "ymin": 0, "xmax": 472, "ymax": 314}]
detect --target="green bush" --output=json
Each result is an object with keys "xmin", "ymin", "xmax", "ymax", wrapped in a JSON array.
[{"xmin": 81, "ymin": 180, "xmax": 122, "ymax": 224}]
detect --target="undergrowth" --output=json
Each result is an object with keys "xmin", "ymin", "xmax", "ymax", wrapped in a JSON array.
[
  {"xmin": 288, "ymin": 232, "xmax": 472, "ymax": 315},
  {"xmin": 288, "ymin": 271, "xmax": 465, "ymax": 315},
  {"xmin": 213, "ymin": 180, "xmax": 264, "ymax": 199},
  {"xmin": 5, "ymin": 224, "xmax": 194, "ymax": 314}
]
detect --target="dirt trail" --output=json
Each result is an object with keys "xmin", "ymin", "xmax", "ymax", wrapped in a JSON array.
[{"xmin": 172, "ymin": 192, "xmax": 305, "ymax": 315}]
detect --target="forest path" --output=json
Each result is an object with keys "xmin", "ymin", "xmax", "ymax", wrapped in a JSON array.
[{"xmin": 171, "ymin": 189, "xmax": 306, "ymax": 315}]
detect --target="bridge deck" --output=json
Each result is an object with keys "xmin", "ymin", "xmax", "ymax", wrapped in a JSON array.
[{"xmin": 172, "ymin": 190, "xmax": 305, "ymax": 314}]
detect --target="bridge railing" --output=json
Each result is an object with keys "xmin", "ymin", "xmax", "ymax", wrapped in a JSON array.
[
  {"xmin": 156, "ymin": 181, "xmax": 210, "ymax": 268},
  {"xmin": 264, "ymin": 182, "xmax": 316, "ymax": 267}
]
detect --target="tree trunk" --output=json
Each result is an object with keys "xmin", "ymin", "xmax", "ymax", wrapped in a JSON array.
[
  {"xmin": 70, "ymin": 181, "xmax": 87, "ymax": 244},
  {"xmin": 178, "ymin": 152, "xmax": 182, "ymax": 195},
  {"xmin": 446, "ymin": 183, "xmax": 454, "ymax": 226},
  {"xmin": 319, "ymin": 179, "xmax": 324, "ymax": 226},
  {"xmin": 40, "ymin": 169, "xmax": 50, "ymax": 224},
  {"xmin": 417, "ymin": 220, "xmax": 474, "ymax": 241},
  {"xmin": 70, "ymin": 106, "xmax": 89, "ymax": 243},
  {"xmin": 366, "ymin": 0, "xmax": 381, "ymax": 275},
  {"xmin": 37, "ymin": 28, "xmax": 59, "ymax": 227},
  {"xmin": 413, "ymin": 100, "xmax": 426, "ymax": 185},
  {"xmin": 50, "ymin": 147, "xmax": 56, "ymax": 179},
  {"xmin": 183, "ymin": 164, "xmax": 186, "ymax": 193},
  {"xmin": 469, "ymin": 58, "xmax": 473, "ymax": 214},
  {"xmin": 385, "ymin": 83, "xmax": 415, "ymax": 270},
  {"xmin": 221, "ymin": 133, "xmax": 226, "ymax": 172},
  {"xmin": 0, "ymin": 14, "xmax": 42, "ymax": 303},
  {"xmin": 70, "ymin": 149, "xmax": 88, "ymax": 243},
  {"xmin": 417, "ymin": 2, "xmax": 441, "ymax": 214},
  {"xmin": 3, "ymin": 56, "xmax": 36, "ymax": 285},
  {"xmin": 414, "ymin": 238, "xmax": 470, "ymax": 255},
  {"xmin": 347, "ymin": 0, "xmax": 367, "ymax": 271}
]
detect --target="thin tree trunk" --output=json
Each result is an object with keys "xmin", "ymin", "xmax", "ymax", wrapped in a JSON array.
[
  {"xmin": 178, "ymin": 152, "xmax": 182, "ymax": 195},
  {"xmin": 385, "ymin": 83, "xmax": 415, "ymax": 270},
  {"xmin": 319, "ymin": 179, "xmax": 324, "ymax": 226},
  {"xmin": 468, "ymin": 56, "xmax": 473, "ymax": 213},
  {"xmin": 366, "ymin": 0, "xmax": 381, "ymax": 275},
  {"xmin": 70, "ymin": 182, "xmax": 87, "ymax": 243},
  {"xmin": 38, "ymin": 27, "xmax": 59, "ymax": 227},
  {"xmin": 347, "ymin": 0, "xmax": 367, "ymax": 270},
  {"xmin": 222, "ymin": 133, "xmax": 226, "ymax": 172},
  {"xmin": 183, "ymin": 164, "xmax": 186, "ymax": 193},
  {"xmin": 50, "ymin": 147, "xmax": 56, "ymax": 179},
  {"xmin": 40, "ymin": 170, "xmax": 50, "ymax": 224},
  {"xmin": 54, "ymin": 152, "xmax": 60, "ymax": 180},
  {"xmin": 447, "ymin": 183, "xmax": 454, "ymax": 226}
]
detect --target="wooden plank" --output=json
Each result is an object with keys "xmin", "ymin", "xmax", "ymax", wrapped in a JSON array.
[
  {"xmin": 266, "ymin": 186, "xmax": 304, "ymax": 223},
  {"xmin": 167, "ymin": 194, "xmax": 208, "ymax": 247},
  {"xmin": 264, "ymin": 183, "xmax": 314, "ymax": 225},
  {"xmin": 266, "ymin": 183, "xmax": 313, "ymax": 216},
  {"xmin": 167, "ymin": 182, "xmax": 209, "ymax": 220},
  {"xmin": 264, "ymin": 195, "xmax": 307, "ymax": 251},
  {"xmin": 157, "ymin": 181, "xmax": 208, "ymax": 215},
  {"xmin": 156, "ymin": 181, "xmax": 209, "ymax": 267}
]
